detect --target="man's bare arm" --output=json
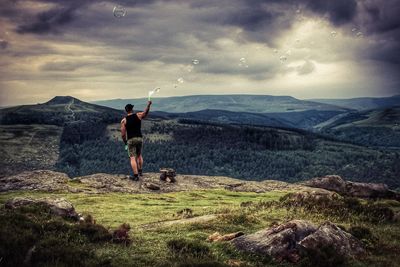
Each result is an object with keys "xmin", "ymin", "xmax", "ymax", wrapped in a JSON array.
[
  {"xmin": 120, "ymin": 118, "xmax": 127, "ymax": 144},
  {"xmin": 137, "ymin": 101, "xmax": 152, "ymax": 120}
]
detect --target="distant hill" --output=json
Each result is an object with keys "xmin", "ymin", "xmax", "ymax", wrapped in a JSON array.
[
  {"xmin": 93, "ymin": 95, "xmax": 350, "ymax": 113},
  {"xmin": 0, "ymin": 96, "xmax": 124, "ymax": 126},
  {"xmin": 152, "ymin": 109, "xmax": 345, "ymax": 130},
  {"xmin": 316, "ymin": 106, "xmax": 400, "ymax": 147},
  {"xmin": 309, "ymin": 95, "xmax": 400, "ymax": 111}
]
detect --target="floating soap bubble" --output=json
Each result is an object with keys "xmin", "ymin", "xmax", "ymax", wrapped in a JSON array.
[
  {"xmin": 330, "ymin": 31, "xmax": 337, "ymax": 37},
  {"xmin": 187, "ymin": 65, "xmax": 194, "ymax": 72},
  {"xmin": 177, "ymin": 77, "xmax": 184, "ymax": 83},
  {"xmin": 273, "ymin": 49, "xmax": 278, "ymax": 53},
  {"xmin": 351, "ymin": 27, "xmax": 358, "ymax": 33},
  {"xmin": 296, "ymin": 9, "xmax": 301, "ymax": 14},
  {"xmin": 279, "ymin": 55, "xmax": 287, "ymax": 63},
  {"xmin": 286, "ymin": 50, "xmax": 292, "ymax": 55},
  {"xmin": 148, "ymin": 87, "xmax": 160, "ymax": 100},
  {"xmin": 239, "ymin": 57, "xmax": 249, "ymax": 68},
  {"xmin": 113, "ymin": 5, "xmax": 127, "ymax": 18},
  {"xmin": 356, "ymin": 31, "xmax": 364, "ymax": 38},
  {"xmin": 173, "ymin": 84, "xmax": 178, "ymax": 88},
  {"xmin": 192, "ymin": 59, "xmax": 199, "ymax": 65}
]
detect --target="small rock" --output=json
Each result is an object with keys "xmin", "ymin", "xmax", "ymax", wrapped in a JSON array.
[
  {"xmin": 208, "ymin": 231, "xmax": 244, "ymax": 242},
  {"xmin": 143, "ymin": 183, "xmax": 160, "ymax": 191}
]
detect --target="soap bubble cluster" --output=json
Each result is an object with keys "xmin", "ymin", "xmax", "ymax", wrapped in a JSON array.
[
  {"xmin": 330, "ymin": 31, "xmax": 337, "ymax": 37},
  {"xmin": 113, "ymin": 5, "xmax": 127, "ymax": 18},
  {"xmin": 279, "ymin": 55, "xmax": 287, "ymax": 63},
  {"xmin": 177, "ymin": 77, "xmax": 184, "ymax": 83},
  {"xmin": 356, "ymin": 31, "xmax": 364, "ymax": 38},
  {"xmin": 192, "ymin": 59, "xmax": 199, "ymax": 65}
]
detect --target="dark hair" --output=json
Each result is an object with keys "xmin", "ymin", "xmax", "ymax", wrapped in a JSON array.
[{"xmin": 125, "ymin": 104, "xmax": 134, "ymax": 112}]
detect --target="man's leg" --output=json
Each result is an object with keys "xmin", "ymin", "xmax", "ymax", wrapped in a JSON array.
[
  {"xmin": 137, "ymin": 154, "xmax": 143, "ymax": 175},
  {"xmin": 130, "ymin": 156, "xmax": 139, "ymax": 176}
]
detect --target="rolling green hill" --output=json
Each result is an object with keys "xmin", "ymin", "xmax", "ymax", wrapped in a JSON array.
[
  {"xmin": 0, "ymin": 96, "xmax": 124, "ymax": 126},
  {"xmin": 310, "ymin": 94, "xmax": 400, "ymax": 111},
  {"xmin": 93, "ymin": 95, "xmax": 350, "ymax": 113},
  {"xmin": 316, "ymin": 106, "xmax": 400, "ymax": 147}
]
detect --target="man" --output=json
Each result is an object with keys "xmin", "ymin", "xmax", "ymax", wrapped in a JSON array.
[{"xmin": 121, "ymin": 101, "xmax": 152, "ymax": 181}]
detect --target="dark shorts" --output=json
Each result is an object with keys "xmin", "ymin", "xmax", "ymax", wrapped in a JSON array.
[{"xmin": 127, "ymin": 137, "xmax": 143, "ymax": 158}]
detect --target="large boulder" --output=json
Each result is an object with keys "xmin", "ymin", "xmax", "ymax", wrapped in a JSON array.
[
  {"xmin": 299, "ymin": 222, "xmax": 365, "ymax": 258},
  {"xmin": 302, "ymin": 175, "xmax": 400, "ymax": 200},
  {"xmin": 301, "ymin": 175, "xmax": 347, "ymax": 194},
  {"xmin": 232, "ymin": 220, "xmax": 365, "ymax": 263},
  {"xmin": 5, "ymin": 197, "xmax": 78, "ymax": 219},
  {"xmin": 232, "ymin": 220, "xmax": 317, "ymax": 262}
]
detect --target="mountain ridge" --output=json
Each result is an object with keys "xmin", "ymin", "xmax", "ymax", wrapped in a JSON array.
[{"xmin": 92, "ymin": 94, "xmax": 351, "ymax": 113}]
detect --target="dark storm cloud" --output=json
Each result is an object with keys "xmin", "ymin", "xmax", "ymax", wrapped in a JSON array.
[
  {"xmin": 306, "ymin": 0, "xmax": 357, "ymax": 25},
  {"xmin": 17, "ymin": 5, "xmax": 77, "ymax": 34}
]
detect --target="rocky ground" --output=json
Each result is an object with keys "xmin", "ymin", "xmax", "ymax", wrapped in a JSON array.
[{"xmin": 2, "ymin": 170, "xmax": 398, "ymax": 200}]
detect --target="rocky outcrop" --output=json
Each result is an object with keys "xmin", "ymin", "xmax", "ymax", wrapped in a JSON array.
[
  {"xmin": 302, "ymin": 175, "xmax": 400, "ymax": 200},
  {"xmin": 232, "ymin": 220, "xmax": 317, "ymax": 262},
  {"xmin": 0, "ymin": 170, "xmax": 315, "ymax": 194},
  {"xmin": 282, "ymin": 188, "xmax": 340, "ymax": 203},
  {"xmin": 232, "ymin": 220, "xmax": 365, "ymax": 263},
  {"xmin": 0, "ymin": 170, "xmax": 70, "ymax": 192},
  {"xmin": 299, "ymin": 222, "xmax": 365, "ymax": 258},
  {"xmin": 5, "ymin": 197, "xmax": 78, "ymax": 219}
]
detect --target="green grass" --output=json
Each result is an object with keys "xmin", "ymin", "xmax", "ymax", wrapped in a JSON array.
[{"xmin": 0, "ymin": 190, "xmax": 399, "ymax": 267}]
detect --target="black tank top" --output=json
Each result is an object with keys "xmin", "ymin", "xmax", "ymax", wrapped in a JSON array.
[{"xmin": 126, "ymin": 114, "xmax": 142, "ymax": 139}]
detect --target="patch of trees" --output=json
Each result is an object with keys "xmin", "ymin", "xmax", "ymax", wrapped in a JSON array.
[
  {"xmin": 0, "ymin": 111, "xmax": 66, "ymax": 126},
  {"xmin": 325, "ymin": 127, "xmax": 400, "ymax": 148}
]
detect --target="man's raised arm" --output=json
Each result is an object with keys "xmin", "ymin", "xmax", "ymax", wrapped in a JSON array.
[
  {"xmin": 121, "ymin": 118, "xmax": 127, "ymax": 145},
  {"xmin": 137, "ymin": 101, "xmax": 152, "ymax": 120}
]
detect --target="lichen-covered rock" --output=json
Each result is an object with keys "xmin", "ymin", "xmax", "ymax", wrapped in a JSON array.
[
  {"xmin": 5, "ymin": 197, "xmax": 78, "ymax": 219},
  {"xmin": 232, "ymin": 220, "xmax": 365, "ymax": 263},
  {"xmin": 232, "ymin": 220, "xmax": 317, "ymax": 262},
  {"xmin": 299, "ymin": 221, "xmax": 365, "ymax": 258},
  {"xmin": 0, "ymin": 170, "xmax": 69, "ymax": 192}
]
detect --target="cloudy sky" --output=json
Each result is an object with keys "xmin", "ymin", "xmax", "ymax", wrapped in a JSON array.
[{"xmin": 0, "ymin": 0, "xmax": 399, "ymax": 106}]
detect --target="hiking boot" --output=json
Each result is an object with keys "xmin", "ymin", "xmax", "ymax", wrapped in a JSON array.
[{"xmin": 127, "ymin": 175, "xmax": 139, "ymax": 181}]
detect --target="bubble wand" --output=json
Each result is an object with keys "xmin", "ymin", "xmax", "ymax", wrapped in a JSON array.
[{"xmin": 148, "ymin": 87, "xmax": 160, "ymax": 101}]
